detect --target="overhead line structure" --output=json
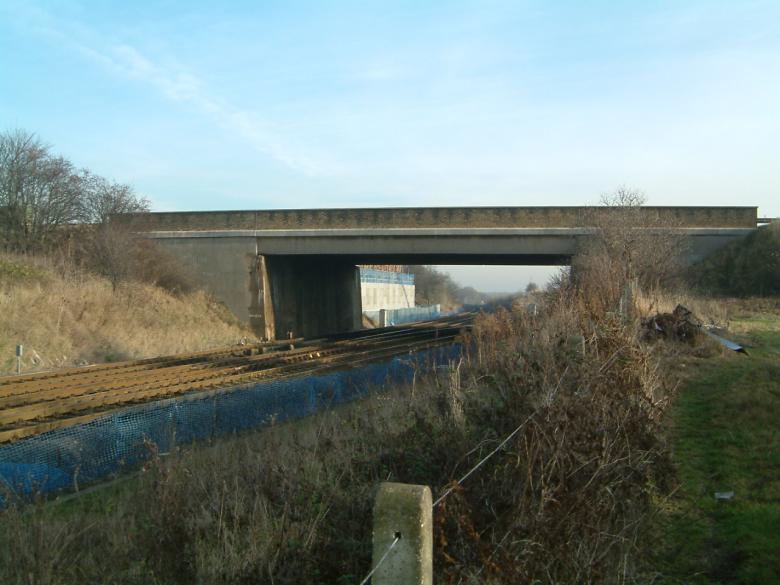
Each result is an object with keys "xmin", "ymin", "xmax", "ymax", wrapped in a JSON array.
[{"xmin": 0, "ymin": 314, "xmax": 473, "ymax": 443}]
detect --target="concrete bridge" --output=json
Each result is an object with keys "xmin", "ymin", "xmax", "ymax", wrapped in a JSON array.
[{"xmin": 122, "ymin": 206, "xmax": 757, "ymax": 339}]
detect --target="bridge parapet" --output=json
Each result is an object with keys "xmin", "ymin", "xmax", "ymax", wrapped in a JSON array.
[{"xmin": 121, "ymin": 206, "xmax": 757, "ymax": 232}]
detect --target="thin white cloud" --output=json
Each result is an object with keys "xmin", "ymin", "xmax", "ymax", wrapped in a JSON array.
[{"xmin": 3, "ymin": 2, "xmax": 330, "ymax": 175}]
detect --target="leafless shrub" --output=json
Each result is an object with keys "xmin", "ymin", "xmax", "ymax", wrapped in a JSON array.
[
  {"xmin": 574, "ymin": 187, "xmax": 688, "ymax": 317},
  {"xmin": 81, "ymin": 229, "xmax": 195, "ymax": 294},
  {"xmin": 439, "ymin": 296, "xmax": 674, "ymax": 584},
  {"xmin": 82, "ymin": 223, "xmax": 136, "ymax": 290}
]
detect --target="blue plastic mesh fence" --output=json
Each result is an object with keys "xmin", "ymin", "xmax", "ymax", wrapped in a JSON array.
[{"xmin": 0, "ymin": 344, "xmax": 460, "ymax": 501}]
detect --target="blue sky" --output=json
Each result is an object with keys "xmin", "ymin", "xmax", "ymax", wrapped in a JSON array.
[{"xmin": 1, "ymin": 1, "xmax": 778, "ymax": 290}]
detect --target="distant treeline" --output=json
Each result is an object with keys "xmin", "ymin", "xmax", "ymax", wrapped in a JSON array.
[
  {"xmin": 692, "ymin": 221, "xmax": 780, "ymax": 296},
  {"xmin": 408, "ymin": 265, "xmax": 513, "ymax": 308}
]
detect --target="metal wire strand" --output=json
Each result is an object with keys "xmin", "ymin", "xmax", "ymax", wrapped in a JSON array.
[
  {"xmin": 433, "ymin": 365, "xmax": 570, "ymax": 508},
  {"xmin": 358, "ymin": 534, "xmax": 401, "ymax": 585},
  {"xmin": 432, "ymin": 411, "xmax": 536, "ymax": 508},
  {"xmin": 460, "ymin": 526, "xmax": 514, "ymax": 585}
]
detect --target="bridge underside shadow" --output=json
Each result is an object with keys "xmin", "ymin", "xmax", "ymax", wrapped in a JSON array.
[
  {"xmin": 150, "ymin": 232, "xmax": 571, "ymax": 339},
  {"xmin": 260, "ymin": 256, "xmax": 363, "ymax": 340},
  {"xmin": 258, "ymin": 253, "xmax": 567, "ymax": 340}
]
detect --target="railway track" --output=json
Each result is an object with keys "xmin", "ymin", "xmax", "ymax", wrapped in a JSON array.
[{"xmin": 0, "ymin": 314, "xmax": 473, "ymax": 443}]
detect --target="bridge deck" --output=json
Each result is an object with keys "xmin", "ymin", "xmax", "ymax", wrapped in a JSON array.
[{"xmin": 121, "ymin": 206, "xmax": 758, "ymax": 231}]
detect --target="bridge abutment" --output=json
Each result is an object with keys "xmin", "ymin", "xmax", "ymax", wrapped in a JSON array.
[
  {"xmin": 152, "ymin": 235, "xmax": 262, "ymax": 331},
  {"xmin": 152, "ymin": 236, "xmax": 362, "ymax": 340}
]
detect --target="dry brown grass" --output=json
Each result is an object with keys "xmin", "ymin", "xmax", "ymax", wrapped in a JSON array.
[
  {"xmin": 0, "ymin": 282, "xmax": 680, "ymax": 584},
  {"xmin": 634, "ymin": 289, "xmax": 730, "ymax": 327},
  {"xmin": 0, "ymin": 253, "xmax": 253, "ymax": 375},
  {"xmin": 436, "ymin": 299, "xmax": 676, "ymax": 584}
]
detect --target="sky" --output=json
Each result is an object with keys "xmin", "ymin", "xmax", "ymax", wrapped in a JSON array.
[{"xmin": 1, "ymin": 0, "xmax": 778, "ymax": 291}]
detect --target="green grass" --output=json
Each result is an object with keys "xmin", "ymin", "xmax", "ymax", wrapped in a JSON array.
[
  {"xmin": 0, "ymin": 257, "xmax": 48, "ymax": 283},
  {"xmin": 655, "ymin": 312, "xmax": 780, "ymax": 583}
]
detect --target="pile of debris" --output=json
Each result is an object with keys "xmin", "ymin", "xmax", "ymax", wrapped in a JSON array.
[
  {"xmin": 642, "ymin": 304, "xmax": 746, "ymax": 354},
  {"xmin": 643, "ymin": 304, "xmax": 703, "ymax": 344}
]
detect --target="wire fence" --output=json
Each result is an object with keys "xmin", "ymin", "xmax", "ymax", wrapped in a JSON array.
[
  {"xmin": 432, "ymin": 411, "xmax": 537, "ymax": 508},
  {"xmin": 358, "ymin": 534, "xmax": 401, "ymax": 585},
  {"xmin": 358, "ymin": 366, "xmax": 571, "ymax": 583},
  {"xmin": 357, "ymin": 409, "xmax": 539, "ymax": 584}
]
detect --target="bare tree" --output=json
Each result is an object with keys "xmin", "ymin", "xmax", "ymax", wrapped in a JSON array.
[
  {"xmin": 573, "ymin": 186, "xmax": 687, "ymax": 314},
  {"xmin": 77, "ymin": 172, "xmax": 150, "ymax": 289},
  {"xmin": 0, "ymin": 130, "xmax": 83, "ymax": 251},
  {"xmin": 409, "ymin": 265, "xmax": 460, "ymax": 307},
  {"xmin": 1, "ymin": 128, "xmax": 155, "ymax": 288},
  {"xmin": 79, "ymin": 170, "xmax": 150, "ymax": 225}
]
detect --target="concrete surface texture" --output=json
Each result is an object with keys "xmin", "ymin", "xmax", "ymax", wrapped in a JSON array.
[
  {"xmin": 372, "ymin": 482, "xmax": 433, "ymax": 585},
  {"xmin": 122, "ymin": 206, "xmax": 758, "ymax": 231},
  {"xmin": 360, "ymin": 268, "xmax": 415, "ymax": 311}
]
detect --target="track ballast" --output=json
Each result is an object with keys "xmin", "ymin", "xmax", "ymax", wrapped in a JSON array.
[{"xmin": 0, "ymin": 314, "xmax": 473, "ymax": 443}]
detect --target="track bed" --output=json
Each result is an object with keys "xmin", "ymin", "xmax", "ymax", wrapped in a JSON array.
[{"xmin": 0, "ymin": 315, "xmax": 473, "ymax": 442}]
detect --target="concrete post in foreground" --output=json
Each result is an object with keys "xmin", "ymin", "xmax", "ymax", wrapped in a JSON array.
[{"xmin": 372, "ymin": 482, "xmax": 433, "ymax": 585}]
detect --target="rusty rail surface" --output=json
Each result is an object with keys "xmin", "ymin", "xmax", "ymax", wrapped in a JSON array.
[{"xmin": 0, "ymin": 314, "xmax": 473, "ymax": 443}]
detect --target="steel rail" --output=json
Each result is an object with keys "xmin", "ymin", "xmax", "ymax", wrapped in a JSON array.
[
  {"xmin": 0, "ymin": 316, "xmax": 472, "ymax": 442},
  {"xmin": 0, "ymin": 317, "xmax": 469, "ymax": 399},
  {"xmin": 0, "ymin": 313, "xmax": 471, "ymax": 388},
  {"xmin": 0, "ymin": 335, "xmax": 460, "ymax": 442},
  {"xmin": 0, "ymin": 330, "xmax": 455, "ymax": 423}
]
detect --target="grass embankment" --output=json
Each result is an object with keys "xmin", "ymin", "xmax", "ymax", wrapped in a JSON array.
[
  {"xmin": 657, "ymin": 305, "xmax": 780, "ymax": 583},
  {"xmin": 0, "ymin": 254, "xmax": 254, "ymax": 375}
]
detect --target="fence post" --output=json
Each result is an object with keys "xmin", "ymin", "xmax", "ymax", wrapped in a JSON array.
[
  {"xmin": 371, "ymin": 482, "xmax": 433, "ymax": 584},
  {"xmin": 619, "ymin": 278, "xmax": 638, "ymax": 322}
]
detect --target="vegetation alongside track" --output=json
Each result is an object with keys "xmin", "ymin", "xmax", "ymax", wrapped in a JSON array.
[
  {"xmin": 3, "ymin": 293, "xmax": 778, "ymax": 583},
  {"xmin": 0, "ymin": 294, "xmax": 678, "ymax": 584},
  {"xmin": 0, "ymin": 253, "xmax": 252, "ymax": 376},
  {"xmin": 1, "ymin": 193, "xmax": 776, "ymax": 583}
]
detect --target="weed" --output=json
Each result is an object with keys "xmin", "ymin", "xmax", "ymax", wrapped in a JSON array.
[
  {"xmin": 0, "ymin": 286, "xmax": 680, "ymax": 584},
  {"xmin": 0, "ymin": 252, "xmax": 253, "ymax": 375}
]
